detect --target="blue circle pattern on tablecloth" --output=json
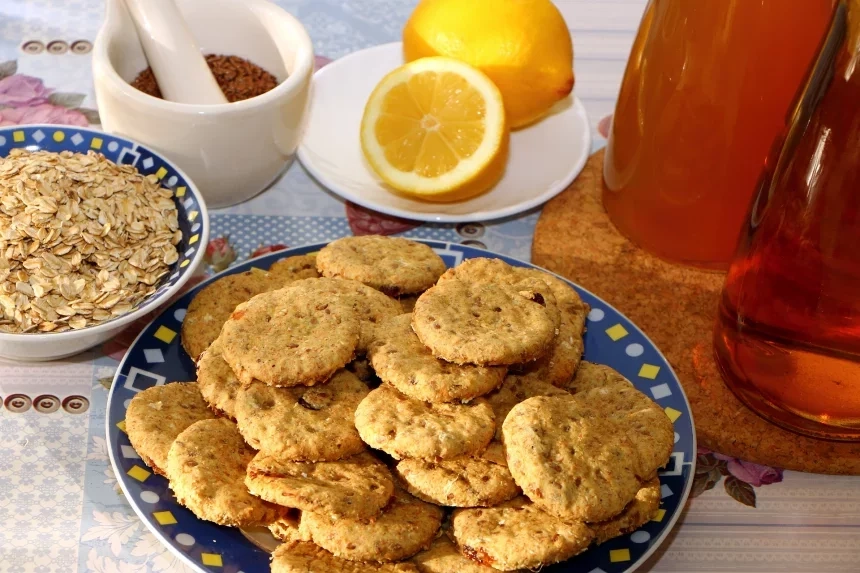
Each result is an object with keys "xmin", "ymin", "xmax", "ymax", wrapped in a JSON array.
[
  {"xmin": 107, "ymin": 241, "xmax": 695, "ymax": 573},
  {"xmin": 0, "ymin": 125, "xmax": 205, "ymax": 322}
]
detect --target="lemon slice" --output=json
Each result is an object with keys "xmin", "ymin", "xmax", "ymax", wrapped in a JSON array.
[{"xmin": 360, "ymin": 57, "xmax": 508, "ymax": 202}]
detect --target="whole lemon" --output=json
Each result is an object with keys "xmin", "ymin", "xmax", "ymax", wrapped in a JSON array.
[{"xmin": 403, "ymin": 0, "xmax": 574, "ymax": 129}]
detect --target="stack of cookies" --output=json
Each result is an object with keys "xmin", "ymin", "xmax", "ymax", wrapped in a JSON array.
[{"xmin": 124, "ymin": 235, "xmax": 675, "ymax": 573}]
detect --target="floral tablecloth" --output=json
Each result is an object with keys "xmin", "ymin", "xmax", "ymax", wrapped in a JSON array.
[{"xmin": 1, "ymin": 1, "xmax": 859, "ymax": 572}]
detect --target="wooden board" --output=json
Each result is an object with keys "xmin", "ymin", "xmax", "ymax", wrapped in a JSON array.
[{"xmin": 533, "ymin": 150, "xmax": 860, "ymax": 474}]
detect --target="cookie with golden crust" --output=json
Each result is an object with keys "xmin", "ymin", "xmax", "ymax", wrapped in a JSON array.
[
  {"xmin": 590, "ymin": 478, "xmax": 661, "ymax": 544},
  {"xmin": 271, "ymin": 542, "xmax": 420, "ymax": 573},
  {"xmin": 368, "ymin": 314, "xmax": 506, "ymax": 403},
  {"xmin": 412, "ymin": 537, "xmax": 517, "ymax": 573},
  {"xmin": 166, "ymin": 418, "xmax": 283, "ymax": 527},
  {"xmin": 246, "ymin": 451, "xmax": 394, "ymax": 520},
  {"xmin": 267, "ymin": 253, "xmax": 320, "ymax": 282},
  {"xmin": 502, "ymin": 388, "xmax": 672, "ymax": 523},
  {"xmin": 395, "ymin": 442, "xmax": 519, "ymax": 507},
  {"xmin": 355, "ymin": 385, "xmax": 495, "ymax": 460},
  {"xmin": 285, "ymin": 277, "xmax": 402, "ymax": 354},
  {"xmin": 235, "ymin": 370, "xmax": 369, "ymax": 462},
  {"xmin": 411, "ymin": 280, "xmax": 555, "ymax": 366},
  {"xmin": 180, "ymin": 268, "xmax": 273, "ymax": 361},
  {"xmin": 451, "ymin": 497, "xmax": 593, "ymax": 571},
  {"xmin": 220, "ymin": 287, "xmax": 360, "ymax": 387},
  {"xmin": 302, "ymin": 488, "xmax": 443, "ymax": 562},
  {"xmin": 195, "ymin": 337, "xmax": 241, "ymax": 419},
  {"xmin": 268, "ymin": 511, "xmax": 310, "ymax": 544},
  {"xmin": 125, "ymin": 382, "xmax": 215, "ymax": 476},
  {"xmin": 317, "ymin": 236, "xmax": 446, "ymax": 296},
  {"xmin": 563, "ymin": 361, "xmax": 632, "ymax": 394}
]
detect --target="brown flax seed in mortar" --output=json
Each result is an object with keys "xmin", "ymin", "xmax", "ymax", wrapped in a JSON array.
[{"xmin": 130, "ymin": 54, "xmax": 279, "ymax": 103}]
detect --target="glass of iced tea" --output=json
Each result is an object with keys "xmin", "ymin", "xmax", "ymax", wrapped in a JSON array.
[
  {"xmin": 714, "ymin": 0, "xmax": 860, "ymax": 440},
  {"xmin": 603, "ymin": 0, "xmax": 836, "ymax": 270}
]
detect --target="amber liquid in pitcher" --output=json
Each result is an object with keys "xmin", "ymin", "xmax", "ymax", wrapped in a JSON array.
[
  {"xmin": 603, "ymin": 0, "xmax": 836, "ymax": 269},
  {"xmin": 714, "ymin": 1, "xmax": 860, "ymax": 440}
]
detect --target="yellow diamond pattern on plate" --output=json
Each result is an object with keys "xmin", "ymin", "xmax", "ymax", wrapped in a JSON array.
[
  {"xmin": 664, "ymin": 407, "xmax": 682, "ymax": 423},
  {"xmin": 127, "ymin": 465, "xmax": 151, "ymax": 482},
  {"xmin": 175, "ymin": 186, "xmax": 186, "ymax": 197},
  {"xmin": 153, "ymin": 511, "xmax": 177, "ymax": 525},
  {"xmin": 53, "ymin": 131, "xmax": 64, "ymax": 142},
  {"xmin": 90, "ymin": 137, "xmax": 103, "ymax": 149},
  {"xmin": 605, "ymin": 324, "xmax": 628, "ymax": 341},
  {"xmin": 652, "ymin": 508, "xmax": 666, "ymax": 522},
  {"xmin": 116, "ymin": 420, "xmax": 126, "ymax": 433},
  {"xmin": 154, "ymin": 325, "xmax": 177, "ymax": 344},
  {"xmin": 638, "ymin": 364, "xmax": 660, "ymax": 379},
  {"xmin": 189, "ymin": 211, "xmax": 198, "ymax": 221},
  {"xmin": 189, "ymin": 234, "xmax": 199, "ymax": 245},
  {"xmin": 13, "ymin": 131, "xmax": 24, "ymax": 142},
  {"xmin": 156, "ymin": 166, "xmax": 167, "ymax": 179},
  {"xmin": 201, "ymin": 554, "xmax": 223, "ymax": 567},
  {"xmin": 180, "ymin": 260, "xmax": 190, "ymax": 268},
  {"xmin": 609, "ymin": 548, "xmax": 631, "ymax": 562}
]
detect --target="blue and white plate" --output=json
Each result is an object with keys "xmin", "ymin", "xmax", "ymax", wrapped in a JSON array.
[{"xmin": 107, "ymin": 241, "xmax": 695, "ymax": 573}]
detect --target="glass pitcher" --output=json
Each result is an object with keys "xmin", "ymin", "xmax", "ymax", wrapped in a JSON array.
[
  {"xmin": 714, "ymin": 0, "xmax": 860, "ymax": 440},
  {"xmin": 603, "ymin": 0, "xmax": 836, "ymax": 270}
]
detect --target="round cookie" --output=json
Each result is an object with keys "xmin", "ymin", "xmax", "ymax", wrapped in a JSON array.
[
  {"xmin": 271, "ymin": 541, "xmax": 420, "ymax": 573},
  {"xmin": 285, "ymin": 277, "xmax": 402, "ymax": 353},
  {"xmin": 302, "ymin": 488, "xmax": 443, "ymax": 562},
  {"xmin": 125, "ymin": 382, "xmax": 215, "ymax": 476},
  {"xmin": 196, "ymin": 337, "xmax": 241, "ymax": 418},
  {"xmin": 486, "ymin": 375, "xmax": 569, "ymax": 439},
  {"xmin": 368, "ymin": 314, "xmax": 506, "ymax": 403},
  {"xmin": 181, "ymin": 268, "xmax": 273, "ymax": 361},
  {"xmin": 590, "ymin": 478, "xmax": 661, "ymax": 544},
  {"xmin": 235, "ymin": 370, "xmax": 369, "ymax": 462},
  {"xmin": 246, "ymin": 451, "xmax": 394, "ymax": 520},
  {"xmin": 166, "ymin": 418, "xmax": 283, "ymax": 526},
  {"xmin": 451, "ymin": 497, "xmax": 594, "ymax": 571},
  {"xmin": 412, "ymin": 537, "xmax": 521, "ymax": 573},
  {"xmin": 502, "ymin": 393, "xmax": 664, "ymax": 522},
  {"xmin": 412, "ymin": 280, "xmax": 555, "ymax": 366},
  {"xmin": 396, "ymin": 443, "xmax": 519, "ymax": 507},
  {"xmin": 269, "ymin": 512, "xmax": 310, "ymax": 544},
  {"xmin": 220, "ymin": 287, "xmax": 361, "ymax": 387},
  {"xmin": 316, "ymin": 236, "xmax": 446, "ymax": 296},
  {"xmin": 267, "ymin": 253, "xmax": 320, "ymax": 282},
  {"xmin": 355, "ymin": 385, "xmax": 495, "ymax": 460},
  {"xmin": 563, "ymin": 361, "xmax": 633, "ymax": 394}
]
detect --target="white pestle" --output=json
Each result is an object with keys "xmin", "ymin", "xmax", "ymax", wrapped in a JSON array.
[{"xmin": 122, "ymin": 0, "xmax": 228, "ymax": 104}]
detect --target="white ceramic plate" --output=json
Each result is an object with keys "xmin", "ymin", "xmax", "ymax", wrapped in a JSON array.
[{"xmin": 298, "ymin": 42, "xmax": 591, "ymax": 223}]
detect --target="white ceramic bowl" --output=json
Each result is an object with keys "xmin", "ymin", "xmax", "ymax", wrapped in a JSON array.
[
  {"xmin": 0, "ymin": 125, "xmax": 209, "ymax": 362},
  {"xmin": 92, "ymin": 0, "xmax": 314, "ymax": 208}
]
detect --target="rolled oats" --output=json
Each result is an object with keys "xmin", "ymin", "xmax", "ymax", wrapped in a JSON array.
[{"xmin": 0, "ymin": 149, "xmax": 181, "ymax": 333}]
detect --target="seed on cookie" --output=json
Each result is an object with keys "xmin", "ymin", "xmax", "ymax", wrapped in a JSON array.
[
  {"xmin": 502, "ymin": 389, "xmax": 672, "ymax": 522},
  {"xmin": 354, "ymin": 385, "xmax": 495, "ymax": 460},
  {"xmin": 395, "ymin": 442, "xmax": 519, "ymax": 507},
  {"xmin": 271, "ymin": 541, "xmax": 421, "ymax": 573},
  {"xmin": 368, "ymin": 314, "xmax": 506, "ymax": 403},
  {"xmin": 411, "ymin": 280, "xmax": 555, "ymax": 366},
  {"xmin": 166, "ymin": 418, "xmax": 284, "ymax": 527},
  {"xmin": 246, "ymin": 451, "xmax": 394, "ymax": 520},
  {"xmin": 180, "ymin": 269, "xmax": 274, "ymax": 361},
  {"xmin": 451, "ymin": 497, "xmax": 594, "ymax": 571},
  {"xmin": 589, "ymin": 478, "xmax": 662, "ymax": 544},
  {"xmin": 302, "ymin": 488, "xmax": 443, "ymax": 562},
  {"xmin": 284, "ymin": 277, "xmax": 402, "ymax": 354},
  {"xmin": 485, "ymin": 375, "xmax": 569, "ymax": 439},
  {"xmin": 220, "ymin": 287, "xmax": 361, "ymax": 387},
  {"xmin": 412, "ymin": 536, "xmax": 520, "ymax": 573},
  {"xmin": 125, "ymin": 382, "xmax": 215, "ymax": 476},
  {"xmin": 196, "ymin": 336, "xmax": 241, "ymax": 419},
  {"xmin": 316, "ymin": 236, "xmax": 447, "ymax": 296},
  {"xmin": 235, "ymin": 370, "xmax": 369, "ymax": 462}
]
